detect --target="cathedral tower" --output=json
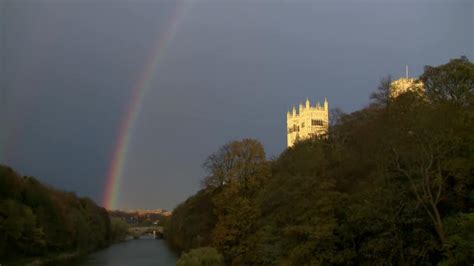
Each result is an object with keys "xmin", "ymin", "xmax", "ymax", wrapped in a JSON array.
[{"xmin": 287, "ymin": 98, "xmax": 329, "ymax": 147}]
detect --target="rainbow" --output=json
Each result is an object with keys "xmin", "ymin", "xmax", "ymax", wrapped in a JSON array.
[{"xmin": 103, "ymin": 1, "xmax": 193, "ymax": 209}]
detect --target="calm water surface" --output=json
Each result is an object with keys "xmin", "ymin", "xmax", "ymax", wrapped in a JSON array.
[{"xmin": 50, "ymin": 237, "xmax": 178, "ymax": 266}]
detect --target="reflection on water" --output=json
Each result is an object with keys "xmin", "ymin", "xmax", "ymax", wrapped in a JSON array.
[{"xmin": 49, "ymin": 237, "xmax": 178, "ymax": 266}]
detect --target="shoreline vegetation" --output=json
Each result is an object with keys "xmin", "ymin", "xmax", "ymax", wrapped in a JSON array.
[
  {"xmin": 24, "ymin": 250, "xmax": 83, "ymax": 266},
  {"xmin": 167, "ymin": 57, "xmax": 474, "ymax": 265},
  {"xmin": 23, "ymin": 237, "xmax": 131, "ymax": 266},
  {"xmin": 20, "ymin": 237, "xmax": 132, "ymax": 266},
  {"xmin": 0, "ymin": 166, "xmax": 129, "ymax": 265}
]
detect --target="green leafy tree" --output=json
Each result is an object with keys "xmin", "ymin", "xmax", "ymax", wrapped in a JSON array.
[
  {"xmin": 110, "ymin": 217, "xmax": 129, "ymax": 242},
  {"xmin": 165, "ymin": 189, "xmax": 218, "ymax": 251},
  {"xmin": 177, "ymin": 247, "xmax": 224, "ymax": 266},
  {"xmin": 420, "ymin": 56, "xmax": 474, "ymax": 105}
]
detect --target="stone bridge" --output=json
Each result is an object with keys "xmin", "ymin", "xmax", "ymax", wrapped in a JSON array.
[{"xmin": 128, "ymin": 226, "xmax": 164, "ymax": 239}]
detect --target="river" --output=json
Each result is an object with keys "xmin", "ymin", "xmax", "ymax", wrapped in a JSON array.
[{"xmin": 48, "ymin": 237, "xmax": 178, "ymax": 266}]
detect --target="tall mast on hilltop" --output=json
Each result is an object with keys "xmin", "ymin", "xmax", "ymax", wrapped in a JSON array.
[{"xmin": 406, "ymin": 65, "xmax": 409, "ymax": 78}]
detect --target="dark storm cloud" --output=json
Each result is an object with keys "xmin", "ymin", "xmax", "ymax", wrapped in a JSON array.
[{"xmin": 1, "ymin": 0, "xmax": 472, "ymax": 210}]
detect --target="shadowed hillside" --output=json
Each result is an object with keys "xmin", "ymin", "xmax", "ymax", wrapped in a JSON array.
[{"xmin": 0, "ymin": 166, "xmax": 127, "ymax": 264}]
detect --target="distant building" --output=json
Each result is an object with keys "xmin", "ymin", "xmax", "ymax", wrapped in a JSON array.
[
  {"xmin": 390, "ymin": 66, "xmax": 424, "ymax": 98},
  {"xmin": 287, "ymin": 98, "xmax": 329, "ymax": 148},
  {"xmin": 390, "ymin": 78, "xmax": 424, "ymax": 98}
]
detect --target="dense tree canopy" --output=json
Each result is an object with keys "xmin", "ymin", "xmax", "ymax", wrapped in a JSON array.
[{"xmin": 420, "ymin": 56, "xmax": 474, "ymax": 105}]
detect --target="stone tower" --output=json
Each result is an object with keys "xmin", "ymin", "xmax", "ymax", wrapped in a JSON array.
[
  {"xmin": 390, "ymin": 78, "xmax": 424, "ymax": 98},
  {"xmin": 390, "ymin": 67, "xmax": 424, "ymax": 98},
  {"xmin": 287, "ymin": 98, "xmax": 329, "ymax": 148}
]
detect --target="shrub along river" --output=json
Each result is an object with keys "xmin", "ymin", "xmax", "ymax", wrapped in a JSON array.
[{"xmin": 47, "ymin": 237, "xmax": 178, "ymax": 266}]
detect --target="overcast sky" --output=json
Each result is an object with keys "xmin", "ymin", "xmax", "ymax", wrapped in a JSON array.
[{"xmin": 1, "ymin": 0, "xmax": 472, "ymax": 210}]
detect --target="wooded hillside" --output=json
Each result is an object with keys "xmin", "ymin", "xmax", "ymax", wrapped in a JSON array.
[
  {"xmin": 166, "ymin": 57, "xmax": 474, "ymax": 265},
  {"xmin": 0, "ymin": 165, "xmax": 120, "ymax": 263}
]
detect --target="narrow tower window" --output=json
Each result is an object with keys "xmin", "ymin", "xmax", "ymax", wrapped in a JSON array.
[{"xmin": 312, "ymin": 119, "xmax": 323, "ymax": 126}]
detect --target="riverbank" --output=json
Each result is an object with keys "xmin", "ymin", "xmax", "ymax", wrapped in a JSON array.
[
  {"xmin": 3, "ymin": 237, "xmax": 178, "ymax": 266},
  {"xmin": 3, "ymin": 250, "xmax": 83, "ymax": 266},
  {"xmin": 46, "ymin": 238, "xmax": 178, "ymax": 266},
  {"xmin": 4, "ymin": 247, "xmax": 99, "ymax": 266},
  {"xmin": 5, "ymin": 239, "xmax": 128, "ymax": 266},
  {"xmin": 25, "ymin": 251, "xmax": 84, "ymax": 266}
]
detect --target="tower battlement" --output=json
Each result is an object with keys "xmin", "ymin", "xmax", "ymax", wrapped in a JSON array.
[
  {"xmin": 390, "ymin": 78, "xmax": 424, "ymax": 98},
  {"xmin": 287, "ymin": 98, "xmax": 329, "ymax": 147},
  {"xmin": 390, "ymin": 66, "xmax": 424, "ymax": 98}
]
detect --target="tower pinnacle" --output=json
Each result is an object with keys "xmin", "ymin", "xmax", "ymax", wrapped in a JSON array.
[{"xmin": 287, "ymin": 98, "xmax": 329, "ymax": 147}]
